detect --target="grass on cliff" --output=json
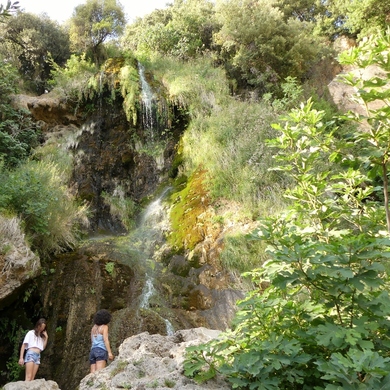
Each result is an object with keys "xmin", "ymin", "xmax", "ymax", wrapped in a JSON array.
[
  {"xmin": 183, "ymin": 98, "xmax": 288, "ymax": 217},
  {"xmin": 0, "ymin": 141, "xmax": 89, "ymax": 258}
]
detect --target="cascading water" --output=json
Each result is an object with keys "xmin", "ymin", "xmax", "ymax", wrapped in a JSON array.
[
  {"xmin": 138, "ymin": 63, "xmax": 157, "ymax": 139},
  {"xmin": 126, "ymin": 187, "xmax": 175, "ymax": 335}
]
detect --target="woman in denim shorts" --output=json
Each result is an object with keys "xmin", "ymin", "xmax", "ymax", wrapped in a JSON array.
[
  {"xmin": 89, "ymin": 309, "xmax": 114, "ymax": 373},
  {"xmin": 18, "ymin": 318, "xmax": 48, "ymax": 381}
]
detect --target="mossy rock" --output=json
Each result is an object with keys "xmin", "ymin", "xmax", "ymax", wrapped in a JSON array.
[{"xmin": 168, "ymin": 168, "xmax": 210, "ymax": 252}]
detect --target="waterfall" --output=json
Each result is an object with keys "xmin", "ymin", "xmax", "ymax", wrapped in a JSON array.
[
  {"xmin": 127, "ymin": 187, "xmax": 174, "ymax": 335},
  {"xmin": 138, "ymin": 63, "xmax": 157, "ymax": 137}
]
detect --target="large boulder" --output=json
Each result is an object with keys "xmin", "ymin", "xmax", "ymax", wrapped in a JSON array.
[
  {"xmin": 4, "ymin": 379, "xmax": 61, "ymax": 390},
  {"xmin": 79, "ymin": 327, "xmax": 231, "ymax": 390}
]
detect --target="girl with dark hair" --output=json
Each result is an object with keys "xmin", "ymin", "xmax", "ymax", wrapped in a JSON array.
[
  {"xmin": 89, "ymin": 309, "xmax": 114, "ymax": 372},
  {"xmin": 18, "ymin": 318, "xmax": 48, "ymax": 381}
]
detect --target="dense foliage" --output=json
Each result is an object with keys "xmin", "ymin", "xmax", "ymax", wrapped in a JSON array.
[
  {"xmin": 1, "ymin": 0, "xmax": 390, "ymax": 386},
  {"xmin": 0, "ymin": 58, "xmax": 42, "ymax": 167},
  {"xmin": 214, "ymin": 0, "xmax": 323, "ymax": 92},
  {"xmin": 69, "ymin": 0, "xmax": 126, "ymax": 64},
  {"xmin": 183, "ymin": 31, "xmax": 390, "ymax": 389},
  {"xmin": 0, "ymin": 155, "xmax": 88, "ymax": 257},
  {"xmin": 0, "ymin": 12, "xmax": 70, "ymax": 93},
  {"xmin": 122, "ymin": 0, "xmax": 217, "ymax": 60}
]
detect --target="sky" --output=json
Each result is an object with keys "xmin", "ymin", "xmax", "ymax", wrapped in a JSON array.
[{"xmin": 19, "ymin": 0, "xmax": 172, "ymax": 24}]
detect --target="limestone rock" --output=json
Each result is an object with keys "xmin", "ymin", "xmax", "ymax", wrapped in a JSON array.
[
  {"xmin": 328, "ymin": 62, "xmax": 389, "ymax": 129},
  {"xmin": 79, "ymin": 327, "xmax": 231, "ymax": 390},
  {"xmin": 4, "ymin": 379, "xmax": 61, "ymax": 390},
  {"xmin": 10, "ymin": 92, "xmax": 79, "ymax": 126}
]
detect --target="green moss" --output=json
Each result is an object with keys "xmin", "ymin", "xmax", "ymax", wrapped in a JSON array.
[
  {"xmin": 168, "ymin": 138, "xmax": 184, "ymax": 179},
  {"xmin": 168, "ymin": 168, "xmax": 209, "ymax": 252}
]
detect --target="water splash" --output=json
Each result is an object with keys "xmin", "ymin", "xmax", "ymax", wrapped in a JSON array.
[{"xmin": 139, "ymin": 187, "xmax": 172, "ymax": 227}]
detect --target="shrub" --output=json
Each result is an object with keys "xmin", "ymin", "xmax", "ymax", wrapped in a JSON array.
[
  {"xmin": 48, "ymin": 54, "xmax": 98, "ymax": 103},
  {"xmin": 0, "ymin": 160, "xmax": 89, "ymax": 257}
]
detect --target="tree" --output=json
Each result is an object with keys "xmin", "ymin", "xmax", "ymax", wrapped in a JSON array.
[
  {"xmin": 338, "ymin": 28, "xmax": 390, "ymax": 232},
  {"xmin": 0, "ymin": 12, "xmax": 70, "ymax": 94},
  {"xmin": 213, "ymin": 0, "xmax": 323, "ymax": 93},
  {"xmin": 0, "ymin": 0, "xmax": 19, "ymax": 21},
  {"xmin": 69, "ymin": 0, "xmax": 126, "ymax": 64},
  {"xmin": 306, "ymin": 0, "xmax": 390, "ymax": 40},
  {"xmin": 275, "ymin": 0, "xmax": 326, "ymax": 23},
  {"xmin": 122, "ymin": 0, "xmax": 218, "ymax": 60}
]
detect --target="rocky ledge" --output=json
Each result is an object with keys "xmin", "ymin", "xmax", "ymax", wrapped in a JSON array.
[{"xmin": 79, "ymin": 327, "xmax": 231, "ymax": 390}]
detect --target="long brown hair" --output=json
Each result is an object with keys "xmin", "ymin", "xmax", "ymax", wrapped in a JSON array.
[{"xmin": 34, "ymin": 318, "xmax": 47, "ymax": 339}]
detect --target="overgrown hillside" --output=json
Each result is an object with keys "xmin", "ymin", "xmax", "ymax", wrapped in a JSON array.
[{"xmin": 1, "ymin": 0, "xmax": 390, "ymax": 388}]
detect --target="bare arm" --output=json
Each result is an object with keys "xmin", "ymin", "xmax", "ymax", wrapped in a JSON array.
[
  {"xmin": 42, "ymin": 330, "xmax": 48, "ymax": 350},
  {"xmin": 102, "ymin": 325, "xmax": 114, "ymax": 360},
  {"xmin": 18, "ymin": 343, "xmax": 26, "ymax": 366}
]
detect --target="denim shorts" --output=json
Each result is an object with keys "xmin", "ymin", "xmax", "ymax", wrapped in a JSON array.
[
  {"xmin": 89, "ymin": 347, "xmax": 108, "ymax": 364},
  {"xmin": 25, "ymin": 350, "xmax": 41, "ymax": 365}
]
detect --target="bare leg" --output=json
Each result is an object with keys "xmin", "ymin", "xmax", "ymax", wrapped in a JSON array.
[
  {"xmin": 96, "ymin": 360, "xmax": 107, "ymax": 371},
  {"xmin": 25, "ymin": 362, "xmax": 39, "ymax": 381},
  {"xmin": 31, "ymin": 364, "xmax": 39, "ymax": 380},
  {"xmin": 90, "ymin": 363, "xmax": 96, "ymax": 373}
]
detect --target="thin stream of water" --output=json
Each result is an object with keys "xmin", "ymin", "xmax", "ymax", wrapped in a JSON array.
[
  {"xmin": 138, "ymin": 63, "xmax": 156, "ymax": 138},
  {"xmin": 131, "ymin": 188, "xmax": 175, "ymax": 335}
]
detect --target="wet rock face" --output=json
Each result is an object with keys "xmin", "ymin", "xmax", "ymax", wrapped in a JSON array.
[
  {"xmin": 34, "ymin": 245, "xmax": 141, "ymax": 390},
  {"xmin": 29, "ymin": 235, "xmax": 240, "ymax": 390},
  {"xmin": 70, "ymin": 99, "xmax": 177, "ymax": 232}
]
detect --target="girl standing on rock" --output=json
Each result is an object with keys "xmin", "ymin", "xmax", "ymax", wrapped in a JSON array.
[
  {"xmin": 18, "ymin": 318, "xmax": 48, "ymax": 381},
  {"xmin": 89, "ymin": 309, "xmax": 114, "ymax": 373}
]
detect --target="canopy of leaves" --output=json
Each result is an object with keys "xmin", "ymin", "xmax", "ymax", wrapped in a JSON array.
[
  {"xmin": 69, "ymin": 0, "xmax": 126, "ymax": 64},
  {"xmin": 214, "ymin": 0, "xmax": 323, "ymax": 93},
  {"xmin": 275, "ymin": 0, "xmax": 326, "ymax": 22},
  {"xmin": 122, "ymin": 0, "xmax": 218, "ymax": 60},
  {"xmin": 0, "ymin": 12, "xmax": 70, "ymax": 94},
  {"xmin": 310, "ymin": 0, "xmax": 390, "ymax": 40}
]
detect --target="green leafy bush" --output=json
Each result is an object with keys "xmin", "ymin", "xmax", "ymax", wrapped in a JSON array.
[
  {"xmin": 48, "ymin": 54, "xmax": 98, "ymax": 102},
  {"xmin": 0, "ymin": 59, "xmax": 41, "ymax": 167},
  {"xmin": 184, "ymin": 97, "xmax": 390, "ymax": 389}
]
